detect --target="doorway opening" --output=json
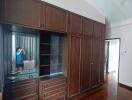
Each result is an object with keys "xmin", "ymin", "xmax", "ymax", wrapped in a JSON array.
[{"xmin": 104, "ymin": 39, "xmax": 120, "ymax": 83}]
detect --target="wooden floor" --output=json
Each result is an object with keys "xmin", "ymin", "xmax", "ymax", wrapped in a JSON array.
[{"xmin": 81, "ymin": 72, "xmax": 132, "ymax": 100}]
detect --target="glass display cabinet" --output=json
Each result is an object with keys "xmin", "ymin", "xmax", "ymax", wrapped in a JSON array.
[
  {"xmin": 39, "ymin": 31, "xmax": 64, "ymax": 77},
  {"xmin": 3, "ymin": 25, "xmax": 39, "ymax": 82}
]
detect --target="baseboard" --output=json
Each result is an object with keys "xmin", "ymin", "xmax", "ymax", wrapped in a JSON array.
[{"xmin": 118, "ymin": 83, "xmax": 132, "ymax": 91}]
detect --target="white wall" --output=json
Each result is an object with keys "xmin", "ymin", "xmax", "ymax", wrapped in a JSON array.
[
  {"xmin": 42, "ymin": 0, "xmax": 105, "ymax": 24},
  {"xmin": 106, "ymin": 19, "xmax": 132, "ymax": 87}
]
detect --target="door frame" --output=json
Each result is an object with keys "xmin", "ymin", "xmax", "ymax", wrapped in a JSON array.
[{"xmin": 105, "ymin": 38, "xmax": 121, "ymax": 83}]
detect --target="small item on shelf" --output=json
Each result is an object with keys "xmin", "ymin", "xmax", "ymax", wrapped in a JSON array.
[
  {"xmin": 16, "ymin": 47, "xmax": 26, "ymax": 71},
  {"xmin": 8, "ymin": 76, "xmax": 17, "ymax": 80},
  {"xmin": 24, "ymin": 60, "xmax": 35, "ymax": 70}
]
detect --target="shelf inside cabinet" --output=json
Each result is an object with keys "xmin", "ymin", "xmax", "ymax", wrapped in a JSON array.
[{"xmin": 39, "ymin": 32, "xmax": 64, "ymax": 77}]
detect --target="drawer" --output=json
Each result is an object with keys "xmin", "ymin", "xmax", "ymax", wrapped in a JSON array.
[
  {"xmin": 9, "ymin": 79, "xmax": 38, "ymax": 100},
  {"xmin": 11, "ymin": 86, "xmax": 37, "ymax": 99},
  {"xmin": 44, "ymin": 83, "xmax": 65, "ymax": 92},
  {"xmin": 43, "ymin": 92, "xmax": 65, "ymax": 100},
  {"xmin": 13, "ymin": 94, "xmax": 38, "ymax": 100},
  {"xmin": 44, "ymin": 87, "xmax": 65, "ymax": 97},
  {"xmin": 39, "ymin": 77, "xmax": 66, "ymax": 100},
  {"xmin": 43, "ymin": 77, "xmax": 66, "ymax": 86},
  {"xmin": 40, "ymin": 77, "xmax": 66, "ymax": 93},
  {"xmin": 11, "ymin": 79, "xmax": 38, "ymax": 90}
]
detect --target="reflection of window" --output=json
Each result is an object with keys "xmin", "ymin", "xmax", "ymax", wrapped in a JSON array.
[
  {"xmin": 4, "ymin": 30, "xmax": 39, "ymax": 81},
  {"xmin": 11, "ymin": 33, "xmax": 38, "ymax": 72}
]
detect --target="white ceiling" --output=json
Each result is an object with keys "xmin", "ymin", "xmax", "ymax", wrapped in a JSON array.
[{"xmin": 85, "ymin": 0, "xmax": 132, "ymax": 24}]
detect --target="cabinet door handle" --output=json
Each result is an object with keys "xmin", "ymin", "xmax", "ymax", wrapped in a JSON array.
[
  {"xmin": 40, "ymin": 24, "xmax": 43, "ymax": 28},
  {"xmin": 43, "ymin": 24, "xmax": 45, "ymax": 27}
]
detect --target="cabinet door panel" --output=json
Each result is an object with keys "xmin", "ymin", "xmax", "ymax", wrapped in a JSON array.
[
  {"xmin": 69, "ymin": 13, "xmax": 82, "ymax": 35},
  {"xmin": 83, "ymin": 18, "xmax": 93, "ymax": 35},
  {"xmin": 81, "ymin": 18, "xmax": 93, "ymax": 92},
  {"xmin": 68, "ymin": 36, "xmax": 81, "ymax": 97},
  {"xmin": 45, "ymin": 4, "xmax": 67, "ymax": 33},
  {"xmin": 100, "ymin": 25, "xmax": 105, "ymax": 84},
  {"xmin": 81, "ymin": 35, "xmax": 92, "ymax": 92},
  {"xmin": 40, "ymin": 2, "xmax": 46, "ymax": 28},
  {"xmin": 4, "ymin": 0, "xmax": 41, "ymax": 28},
  {"xmin": 91, "ymin": 22, "xmax": 102, "ymax": 87}
]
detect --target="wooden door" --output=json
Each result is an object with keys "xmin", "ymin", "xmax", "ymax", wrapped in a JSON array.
[
  {"xmin": 91, "ymin": 22, "xmax": 102, "ymax": 87},
  {"xmin": 45, "ymin": 4, "xmax": 68, "ymax": 33},
  {"xmin": 3, "ymin": 0, "xmax": 41, "ymax": 28},
  {"xmin": 68, "ymin": 35, "xmax": 81, "ymax": 97},
  {"xmin": 81, "ymin": 18, "xmax": 93, "ymax": 92},
  {"xmin": 40, "ymin": 2, "xmax": 46, "ymax": 29},
  {"xmin": 99, "ymin": 24, "xmax": 105, "ymax": 84},
  {"xmin": 69, "ymin": 13, "xmax": 82, "ymax": 35}
]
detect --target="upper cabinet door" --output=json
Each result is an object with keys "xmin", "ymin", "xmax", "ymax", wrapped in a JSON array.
[
  {"xmin": 69, "ymin": 13, "xmax": 82, "ymax": 35},
  {"xmin": 3, "ymin": 0, "xmax": 41, "ymax": 28},
  {"xmin": 40, "ymin": 2, "xmax": 46, "ymax": 29},
  {"xmin": 83, "ymin": 18, "xmax": 93, "ymax": 35},
  {"xmin": 45, "ymin": 4, "xmax": 68, "ymax": 33}
]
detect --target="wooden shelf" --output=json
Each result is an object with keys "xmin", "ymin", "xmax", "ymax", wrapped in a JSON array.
[
  {"xmin": 40, "ymin": 65, "xmax": 50, "ymax": 67},
  {"xmin": 40, "ymin": 43, "xmax": 50, "ymax": 45},
  {"xmin": 40, "ymin": 54, "xmax": 62, "ymax": 56}
]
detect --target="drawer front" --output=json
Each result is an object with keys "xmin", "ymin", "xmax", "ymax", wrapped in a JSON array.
[
  {"xmin": 43, "ymin": 92, "xmax": 65, "ymax": 100},
  {"xmin": 13, "ymin": 94, "xmax": 38, "ymax": 100},
  {"xmin": 44, "ymin": 87, "xmax": 65, "ymax": 97},
  {"xmin": 10, "ymin": 79, "xmax": 38, "ymax": 100},
  {"xmin": 12, "ymin": 86, "xmax": 37, "ymax": 99},
  {"xmin": 40, "ymin": 77, "xmax": 66, "ymax": 93},
  {"xmin": 39, "ymin": 77, "xmax": 66, "ymax": 100}
]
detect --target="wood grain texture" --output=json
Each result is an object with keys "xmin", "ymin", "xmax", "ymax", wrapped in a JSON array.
[
  {"xmin": 81, "ymin": 18, "xmax": 94, "ymax": 92},
  {"xmin": 39, "ymin": 77, "xmax": 66, "ymax": 100},
  {"xmin": 69, "ymin": 13, "xmax": 82, "ymax": 35},
  {"xmin": 3, "ymin": 0, "xmax": 41, "ymax": 28},
  {"xmin": 80, "ymin": 73, "xmax": 132, "ymax": 100},
  {"xmin": 45, "ymin": 4, "xmax": 68, "ymax": 33},
  {"xmin": 68, "ymin": 35, "xmax": 82, "ymax": 97},
  {"xmin": 0, "ymin": 93, "xmax": 2, "ymax": 100}
]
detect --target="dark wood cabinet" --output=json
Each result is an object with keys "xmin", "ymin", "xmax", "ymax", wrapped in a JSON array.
[
  {"xmin": 39, "ymin": 77, "xmax": 66, "ymax": 100},
  {"xmin": 81, "ymin": 18, "xmax": 93, "ymax": 92},
  {"xmin": 6, "ymin": 79, "xmax": 38, "ymax": 100},
  {"xmin": 45, "ymin": 4, "xmax": 68, "ymax": 33},
  {"xmin": 99, "ymin": 24, "xmax": 105, "ymax": 84},
  {"xmin": 2, "ymin": 0, "xmax": 41, "ymax": 28},
  {"xmin": 40, "ymin": 2, "xmax": 46, "ymax": 29},
  {"xmin": 0, "ymin": 0, "xmax": 106, "ymax": 99},
  {"xmin": 68, "ymin": 35, "xmax": 82, "ymax": 97},
  {"xmin": 68, "ymin": 16, "xmax": 105, "ymax": 99},
  {"xmin": 91, "ymin": 22, "xmax": 102, "ymax": 87},
  {"xmin": 69, "ymin": 13, "xmax": 82, "ymax": 35}
]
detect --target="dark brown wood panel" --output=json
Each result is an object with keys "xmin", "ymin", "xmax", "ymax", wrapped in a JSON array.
[
  {"xmin": 40, "ymin": 2, "xmax": 46, "ymax": 29},
  {"xmin": 81, "ymin": 18, "xmax": 94, "ymax": 92},
  {"xmin": 81, "ymin": 35, "xmax": 91, "ymax": 92},
  {"xmin": 83, "ymin": 18, "xmax": 93, "ymax": 35},
  {"xmin": 45, "ymin": 4, "xmax": 68, "ymax": 33},
  {"xmin": 39, "ymin": 77, "xmax": 66, "ymax": 100},
  {"xmin": 9, "ymin": 79, "xmax": 38, "ymax": 100},
  {"xmin": 3, "ymin": 0, "xmax": 41, "ymax": 28},
  {"xmin": 69, "ymin": 13, "xmax": 82, "ymax": 35},
  {"xmin": 91, "ymin": 22, "xmax": 102, "ymax": 87},
  {"xmin": 99, "ymin": 24, "xmax": 105, "ymax": 84},
  {"xmin": 68, "ymin": 35, "xmax": 81, "ymax": 97}
]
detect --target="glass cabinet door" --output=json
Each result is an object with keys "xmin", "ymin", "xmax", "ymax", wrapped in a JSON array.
[{"xmin": 3, "ymin": 28, "xmax": 39, "ymax": 82}]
